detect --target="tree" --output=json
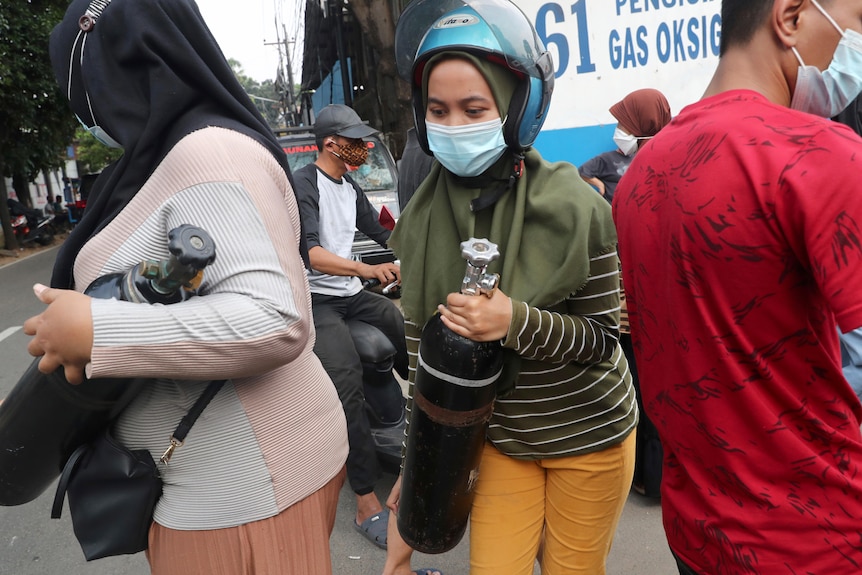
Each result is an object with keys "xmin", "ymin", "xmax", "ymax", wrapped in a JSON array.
[
  {"xmin": 0, "ymin": 0, "xmax": 77, "ymax": 250},
  {"xmin": 344, "ymin": 0, "xmax": 413, "ymax": 156},
  {"xmin": 228, "ymin": 59, "xmax": 283, "ymax": 128},
  {"xmin": 74, "ymin": 127, "xmax": 123, "ymax": 175}
]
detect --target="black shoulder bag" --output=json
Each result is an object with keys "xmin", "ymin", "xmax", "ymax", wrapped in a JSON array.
[{"xmin": 51, "ymin": 379, "xmax": 225, "ymax": 561}]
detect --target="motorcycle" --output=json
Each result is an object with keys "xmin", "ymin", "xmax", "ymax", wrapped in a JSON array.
[
  {"xmin": 7, "ymin": 198, "xmax": 55, "ymax": 247},
  {"xmin": 354, "ymin": 276, "xmax": 407, "ymax": 473},
  {"xmin": 10, "ymin": 213, "xmax": 55, "ymax": 246},
  {"xmin": 349, "ymin": 205, "xmax": 406, "ymax": 473},
  {"xmin": 350, "ymin": 317, "xmax": 406, "ymax": 472}
]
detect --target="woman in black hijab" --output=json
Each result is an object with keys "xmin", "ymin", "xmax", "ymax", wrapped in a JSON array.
[
  {"xmin": 49, "ymin": 0, "xmax": 307, "ymax": 286},
  {"xmin": 24, "ymin": 0, "xmax": 348, "ymax": 572}
]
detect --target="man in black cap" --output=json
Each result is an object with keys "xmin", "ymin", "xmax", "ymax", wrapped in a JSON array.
[{"xmin": 294, "ymin": 104, "xmax": 407, "ymax": 550}]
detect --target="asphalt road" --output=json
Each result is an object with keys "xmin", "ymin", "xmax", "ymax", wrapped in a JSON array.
[{"xmin": 0, "ymin": 247, "xmax": 677, "ymax": 575}]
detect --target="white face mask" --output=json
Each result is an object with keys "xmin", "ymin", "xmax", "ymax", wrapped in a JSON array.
[
  {"xmin": 613, "ymin": 127, "xmax": 640, "ymax": 157},
  {"xmin": 790, "ymin": 0, "xmax": 862, "ymax": 118},
  {"xmin": 426, "ymin": 117, "xmax": 508, "ymax": 177}
]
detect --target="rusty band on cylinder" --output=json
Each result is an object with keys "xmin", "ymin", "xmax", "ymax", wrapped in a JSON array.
[{"xmin": 413, "ymin": 388, "xmax": 494, "ymax": 428}]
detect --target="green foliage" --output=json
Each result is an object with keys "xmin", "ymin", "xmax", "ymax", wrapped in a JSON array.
[
  {"xmin": 74, "ymin": 127, "xmax": 123, "ymax": 174},
  {"xmin": 228, "ymin": 59, "xmax": 285, "ymax": 128},
  {"xmin": 0, "ymin": 0, "xmax": 76, "ymax": 247},
  {"xmin": 0, "ymin": 0, "xmax": 78, "ymax": 180}
]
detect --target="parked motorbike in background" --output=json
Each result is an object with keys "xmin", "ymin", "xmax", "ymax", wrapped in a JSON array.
[
  {"xmin": 7, "ymin": 198, "xmax": 55, "ymax": 247},
  {"xmin": 10, "ymin": 213, "xmax": 55, "ymax": 246}
]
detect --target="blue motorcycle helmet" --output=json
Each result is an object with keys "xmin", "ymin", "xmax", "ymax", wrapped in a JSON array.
[{"xmin": 395, "ymin": 0, "xmax": 554, "ymax": 155}]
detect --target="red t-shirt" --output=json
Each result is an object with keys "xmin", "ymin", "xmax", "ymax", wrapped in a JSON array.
[{"xmin": 614, "ymin": 90, "xmax": 862, "ymax": 574}]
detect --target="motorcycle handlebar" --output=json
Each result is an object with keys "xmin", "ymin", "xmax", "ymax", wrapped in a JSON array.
[{"xmin": 362, "ymin": 277, "xmax": 399, "ymax": 295}]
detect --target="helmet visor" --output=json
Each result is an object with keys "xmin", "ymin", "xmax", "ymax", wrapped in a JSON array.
[{"xmin": 395, "ymin": 0, "xmax": 551, "ymax": 83}]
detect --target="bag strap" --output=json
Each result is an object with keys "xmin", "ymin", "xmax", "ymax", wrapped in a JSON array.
[
  {"xmin": 160, "ymin": 379, "xmax": 226, "ymax": 465},
  {"xmin": 51, "ymin": 442, "xmax": 89, "ymax": 519},
  {"xmin": 52, "ymin": 379, "xmax": 227, "ymax": 518},
  {"xmin": 174, "ymin": 379, "xmax": 226, "ymax": 442}
]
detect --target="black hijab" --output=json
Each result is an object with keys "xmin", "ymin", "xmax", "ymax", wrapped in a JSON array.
[{"xmin": 48, "ymin": 0, "xmax": 306, "ymax": 288}]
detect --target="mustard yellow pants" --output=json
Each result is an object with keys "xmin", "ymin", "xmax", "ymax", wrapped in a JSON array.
[{"xmin": 469, "ymin": 433, "xmax": 636, "ymax": 575}]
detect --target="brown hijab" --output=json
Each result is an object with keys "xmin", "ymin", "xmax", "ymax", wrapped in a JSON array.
[{"xmin": 609, "ymin": 88, "xmax": 671, "ymax": 137}]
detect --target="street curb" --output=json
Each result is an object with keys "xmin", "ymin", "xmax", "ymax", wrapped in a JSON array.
[{"xmin": 0, "ymin": 244, "xmax": 61, "ymax": 270}]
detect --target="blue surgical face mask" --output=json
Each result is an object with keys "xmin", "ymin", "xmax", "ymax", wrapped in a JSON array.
[
  {"xmin": 426, "ymin": 117, "xmax": 507, "ymax": 177},
  {"xmin": 76, "ymin": 114, "xmax": 123, "ymax": 149},
  {"xmin": 790, "ymin": 0, "xmax": 862, "ymax": 118}
]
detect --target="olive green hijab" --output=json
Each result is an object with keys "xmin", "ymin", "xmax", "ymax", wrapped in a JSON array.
[
  {"xmin": 391, "ymin": 53, "xmax": 618, "ymax": 394},
  {"xmin": 421, "ymin": 53, "xmax": 517, "ymax": 123}
]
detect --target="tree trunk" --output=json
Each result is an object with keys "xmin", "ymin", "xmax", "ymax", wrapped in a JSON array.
[
  {"xmin": 12, "ymin": 173, "xmax": 32, "ymax": 208},
  {"xmin": 0, "ymin": 162, "xmax": 19, "ymax": 252},
  {"xmin": 43, "ymin": 169, "xmax": 55, "ymax": 206},
  {"xmin": 349, "ymin": 0, "xmax": 415, "ymax": 158}
]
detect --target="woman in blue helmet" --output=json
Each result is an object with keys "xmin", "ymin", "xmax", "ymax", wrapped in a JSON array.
[{"xmin": 384, "ymin": 1, "xmax": 638, "ymax": 574}]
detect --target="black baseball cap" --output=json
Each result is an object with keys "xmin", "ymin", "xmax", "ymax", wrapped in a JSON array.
[{"xmin": 313, "ymin": 104, "xmax": 379, "ymax": 140}]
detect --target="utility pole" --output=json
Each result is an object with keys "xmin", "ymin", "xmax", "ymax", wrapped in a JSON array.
[
  {"xmin": 329, "ymin": 0, "xmax": 353, "ymax": 107},
  {"xmin": 264, "ymin": 38, "xmax": 288, "ymax": 126},
  {"xmin": 282, "ymin": 25, "xmax": 298, "ymax": 125},
  {"xmin": 265, "ymin": 22, "xmax": 298, "ymax": 127}
]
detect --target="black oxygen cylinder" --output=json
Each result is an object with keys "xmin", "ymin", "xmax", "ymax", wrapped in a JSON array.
[
  {"xmin": 397, "ymin": 237, "xmax": 504, "ymax": 554},
  {"xmin": 0, "ymin": 224, "xmax": 216, "ymax": 506}
]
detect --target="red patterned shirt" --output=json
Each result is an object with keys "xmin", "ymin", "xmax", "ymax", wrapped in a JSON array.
[{"xmin": 614, "ymin": 90, "xmax": 862, "ymax": 575}]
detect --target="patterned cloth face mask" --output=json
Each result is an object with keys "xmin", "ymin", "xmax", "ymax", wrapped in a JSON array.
[
  {"xmin": 329, "ymin": 139, "xmax": 369, "ymax": 167},
  {"xmin": 790, "ymin": 0, "xmax": 862, "ymax": 118},
  {"xmin": 426, "ymin": 117, "xmax": 507, "ymax": 178}
]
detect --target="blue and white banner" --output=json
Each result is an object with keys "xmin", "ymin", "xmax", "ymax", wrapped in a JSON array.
[{"xmin": 514, "ymin": 0, "xmax": 721, "ymax": 166}]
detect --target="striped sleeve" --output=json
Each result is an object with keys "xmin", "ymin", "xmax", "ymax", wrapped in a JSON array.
[
  {"xmin": 402, "ymin": 319, "xmax": 422, "ymax": 434},
  {"xmin": 502, "ymin": 249, "xmax": 621, "ymax": 365},
  {"xmin": 404, "ymin": 319, "xmax": 423, "ymax": 384},
  {"xmin": 82, "ymin": 130, "xmax": 312, "ymax": 382},
  {"xmin": 397, "ymin": 319, "xmax": 424, "ymax": 464},
  {"xmin": 87, "ymin": 182, "xmax": 308, "ymax": 380}
]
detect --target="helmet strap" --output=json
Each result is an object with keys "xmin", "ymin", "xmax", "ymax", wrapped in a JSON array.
[
  {"xmin": 503, "ymin": 80, "xmax": 529, "ymax": 151},
  {"xmin": 470, "ymin": 152, "xmax": 524, "ymax": 213}
]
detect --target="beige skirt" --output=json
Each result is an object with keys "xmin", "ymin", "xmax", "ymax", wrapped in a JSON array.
[{"xmin": 146, "ymin": 467, "xmax": 345, "ymax": 575}]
